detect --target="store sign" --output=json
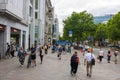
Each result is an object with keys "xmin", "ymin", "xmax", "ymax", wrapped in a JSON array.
[
  {"xmin": 11, "ymin": 28, "xmax": 20, "ymax": 34},
  {"xmin": 0, "ymin": 25, "xmax": 5, "ymax": 31}
]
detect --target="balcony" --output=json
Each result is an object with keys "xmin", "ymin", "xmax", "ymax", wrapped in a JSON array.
[
  {"xmin": 0, "ymin": 1, "xmax": 23, "ymax": 21},
  {"xmin": 0, "ymin": 9, "xmax": 23, "ymax": 21}
]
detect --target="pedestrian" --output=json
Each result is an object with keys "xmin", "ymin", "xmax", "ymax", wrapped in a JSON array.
[
  {"xmin": 107, "ymin": 49, "xmax": 112, "ymax": 63},
  {"xmin": 57, "ymin": 46, "xmax": 63, "ymax": 60},
  {"xmin": 17, "ymin": 47, "xmax": 27, "ymax": 67},
  {"xmin": 70, "ymin": 51, "xmax": 79, "ymax": 76},
  {"xmin": 39, "ymin": 46, "xmax": 45, "ymax": 64},
  {"xmin": 98, "ymin": 49, "xmax": 104, "ymax": 63},
  {"xmin": 62, "ymin": 45, "xmax": 66, "ymax": 54},
  {"xmin": 51, "ymin": 44, "xmax": 56, "ymax": 53},
  {"xmin": 10, "ymin": 44, "xmax": 15, "ymax": 58},
  {"xmin": 27, "ymin": 54, "xmax": 31, "ymax": 68},
  {"xmin": 30, "ymin": 44, "xmax": 36, "ymax": 67},
  {"xmin": 114, "ymin": 49, "xmax": 119, "ymax": 64},
  {"xmin": 68, "ymin": 44, "xmax": 71, "ymax": 53},
  {"xmin": 5, "ymin": 43, "xmax": 10, "ymax": 58},
  {"xmin": 84, "ymin": 50, "xmax": 95, "ymax": 77},
  {"xmin": 44, "ymin": 44, "xmax": 48, "ymax": 54}
]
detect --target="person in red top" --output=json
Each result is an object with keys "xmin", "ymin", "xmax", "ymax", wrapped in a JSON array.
[{"xmin": 70, "ymin": 51, "xmax": 79, "ymax": 76}]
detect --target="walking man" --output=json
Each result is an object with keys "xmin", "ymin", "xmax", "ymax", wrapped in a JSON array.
[
  {"xmin": 84, "ymin": 50, "xmax": 95, "ymax": 77},
  {"xmin": 57, "ymin": 46, "xmax": 63, "ymax": 60},
  {"xmin": 70, "ymin": 51, "xmax": 79, "ymax": 76}
]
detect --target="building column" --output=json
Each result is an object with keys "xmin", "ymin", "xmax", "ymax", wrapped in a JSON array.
[
  {"xmin": 25, "ymin": 30, "xmax": 29, "ymax": 50},
  {"xmin": 20, "ymin": 30, "xmax": 23, "ymax": 48},
  {"xmin": 6, "ymin": 26, "xmax": 11, "ymax": 43}
]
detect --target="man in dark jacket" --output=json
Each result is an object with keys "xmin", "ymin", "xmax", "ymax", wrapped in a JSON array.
[{"xmin": 70, "ymin": 51, "xmax": 79, "ymax": 76}]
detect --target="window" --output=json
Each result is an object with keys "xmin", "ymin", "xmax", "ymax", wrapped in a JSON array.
[
  {"xmin": 48, "ymin": 27, "xmax": 51, "ymax": 34},
  {"xmin": 35, "ymin": 12, "xmax": 38, "ymax": 19},
  {"xmin": 30, "ymin": 0, "xmax": 33, "ymax": 5},
  {"xmin": 29, "ymin": 7, "xmax": 32, "ymax": 16},
  {"xmin": 35, "ymin": 0, "xmax": 38, "ymax": 9}
]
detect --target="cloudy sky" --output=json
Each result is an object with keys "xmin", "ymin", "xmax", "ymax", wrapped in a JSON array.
[{"xmin": 51, "ymin": 0, "xmax": 120, "ymax": 34}]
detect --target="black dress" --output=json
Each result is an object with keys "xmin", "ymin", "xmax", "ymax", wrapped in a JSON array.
[{"xmin": 31, "ymin": 47, "xmax": 36, "ymax": 60}]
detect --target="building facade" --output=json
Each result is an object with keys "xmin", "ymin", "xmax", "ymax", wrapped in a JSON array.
[
  {"xmin": 52, "ymin": 17, "xmax": 59, "ymax": 44},
  {"xmin": 0, "ymin": 0, "xmax": 56, "ymax": 58},
  {"xmin": 94, "ymin": 14, "xmax": 113, "ymax": 24},
  {"xmin": 45, "ymin": 0, "xmax": 54, "ymax": 45},
  {"xmin": 0, "ymin": 0, "xmax": 29, "ymax": 58},
  {"xmin": 29, "ymin": 0, "xmax": 50, "ymax": 46}
]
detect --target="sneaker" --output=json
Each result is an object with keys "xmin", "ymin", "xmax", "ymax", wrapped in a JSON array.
[
  {"xmin": 87, "ymin": 74, "xmax": 89, "ymax": 76},
  {"xmin": 71, "ymin": 71, "xmax": 73, "ymax": 76},
  {"xmin": 89, "ymin": 74, "xmax": 91, "ymax": 77}
]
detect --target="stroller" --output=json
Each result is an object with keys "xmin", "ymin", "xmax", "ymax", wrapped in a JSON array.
[{"xmin": 27, "ymin": 54, "xmax": 31, "ymax": 68}]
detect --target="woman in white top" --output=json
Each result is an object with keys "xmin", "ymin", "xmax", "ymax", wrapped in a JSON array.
[{"xmin": 98, "ymin": 49, "xmax": 104, "ymax": 63}]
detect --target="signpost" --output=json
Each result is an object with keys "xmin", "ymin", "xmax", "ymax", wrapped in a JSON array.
[
  {"xmin": 69, "ymin": 30, "xmax": 73, "ymax": 37},
  {"xmin": 69, "ymin": 30, "xmax": 73, "ymax": 43}
]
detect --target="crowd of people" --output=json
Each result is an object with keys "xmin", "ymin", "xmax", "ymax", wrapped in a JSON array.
[{"xmin": 4, "ymin": 42, "xmax": 120, "ymax": 78}]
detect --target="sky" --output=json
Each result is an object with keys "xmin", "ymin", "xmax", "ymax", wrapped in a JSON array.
[{"xmin": 51, "ymin": 0, "xmax": 120, "ymax": 35}]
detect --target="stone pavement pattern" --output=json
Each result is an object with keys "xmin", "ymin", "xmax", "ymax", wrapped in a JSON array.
[{"xmin": 0, "ymin": 49, "xmax": 120, "ymax": 80}]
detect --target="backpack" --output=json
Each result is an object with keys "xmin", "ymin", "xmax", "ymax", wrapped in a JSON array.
[
  {"xmin": 71, "ymin": 55, "xmax": 79, "ymax": 63},
  {"xmin": 76, "ymin": 57, "xmax": 79, "ymax": 63}
]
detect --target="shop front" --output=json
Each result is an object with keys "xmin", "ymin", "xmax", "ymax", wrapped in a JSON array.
[{"xmin": 11, "ymin": 27, "xmax": 20, "ymax": 50}]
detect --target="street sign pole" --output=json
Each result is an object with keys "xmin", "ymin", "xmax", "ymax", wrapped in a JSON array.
[{"xmin": 69, "ymin": 30, "xmax": 73, "ymax": 44}]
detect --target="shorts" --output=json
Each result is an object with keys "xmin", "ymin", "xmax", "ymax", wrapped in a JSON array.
[{"xmin": 31, "ymin": 55, "xmax": 36, "ymax": 60}]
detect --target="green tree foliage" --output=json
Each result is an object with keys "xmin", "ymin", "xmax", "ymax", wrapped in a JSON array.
[
  {"xmin": 107, "ymin": 12, "xmax": 120, "ymax": 42},
  {"xmin": 63, "ymin": 11, "xmax": 95, "ymax": 42},
  {"xmin": 94, "ymin": 23, "xmax": 108, "ymax": 41}
]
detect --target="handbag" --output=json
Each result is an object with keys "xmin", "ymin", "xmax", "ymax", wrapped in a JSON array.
[{"xmin": 91, "ymin": 54, "xmax": 95, "ymax": 65}]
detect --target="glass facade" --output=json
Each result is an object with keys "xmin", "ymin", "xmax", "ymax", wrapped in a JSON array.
[{"xmin": 94, "ymin": 15, "xmax": 113, "ymax": 24}]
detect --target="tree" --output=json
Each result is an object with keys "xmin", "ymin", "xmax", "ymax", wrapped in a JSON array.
[
  {"xmin": 107, "ymin": 12, "xmax": 120, "ymax": 43},
  {"xmin": 94, "ymin": 23, "xmax": 108, "ymax": 41},
  {"xmin": 63, "ymin": 11, "xmax": 95, "ymax": 43}
]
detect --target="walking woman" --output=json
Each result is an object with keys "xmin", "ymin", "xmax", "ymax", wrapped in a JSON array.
[
  {"xmin": 98, "ymin": 49, "xmax": 104, "ymax": 63},
  {"xmin": 30, "ymin": 44, "xmax": 36, "ymax": 67},
  {"xmin": 107, "ymin": 49, "xmax": 112, "ymax": 63},
  {"xmin": 114, "ymin": 49, "xmax": 119, "ymax": 64},
  {"xmin": 17, "ymin": 47, "xmax": 27, "ymax": 67},
  {"xmin": 39, "ymin": 46, "xmax": 45, "ymax": 64}
]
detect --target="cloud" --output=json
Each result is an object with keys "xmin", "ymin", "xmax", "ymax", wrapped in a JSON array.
[{"xmin": 51, "ymin": 0, "xmax": 120, "ymax": 34}]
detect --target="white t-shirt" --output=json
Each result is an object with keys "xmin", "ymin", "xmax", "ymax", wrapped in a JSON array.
[
  {"xmin": 99, "ymin": 50, "xmax": 104, "ymax": 56},
  {"xmin": 84, "ymin": 53, "xmax": 95, "ymax": 61}
]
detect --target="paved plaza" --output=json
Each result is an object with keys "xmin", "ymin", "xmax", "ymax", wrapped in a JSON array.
[{"xmin": 0, "ymin": 49, "xmax": 120, "ymax": 80}]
